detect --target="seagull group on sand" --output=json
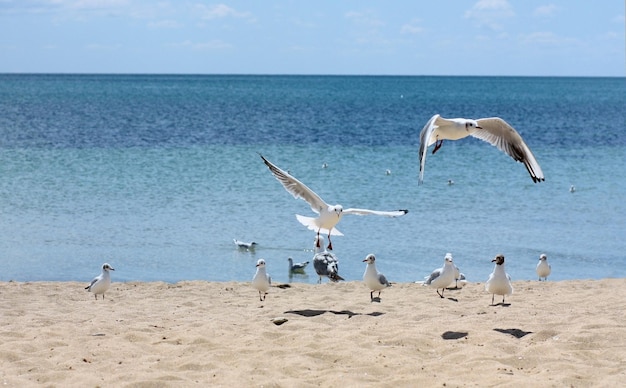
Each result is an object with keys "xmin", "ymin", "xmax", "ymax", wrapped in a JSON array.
[{"xmin": 83, "ymin": 112, "xmax": 549, "ymax": 307}]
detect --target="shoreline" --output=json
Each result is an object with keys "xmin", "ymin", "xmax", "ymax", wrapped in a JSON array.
[{"xmin": 1, "ymin": 279, "xmax": 625, "ymax": 386}]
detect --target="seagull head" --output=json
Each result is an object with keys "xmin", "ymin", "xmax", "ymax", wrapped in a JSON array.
[
  {"xmin": 464, "ymin": 120, "xmax": 481, "ymax": 131},
  {"xmin": 539, "ymin": 253, "xmax": 547, "ymax": 261},
  {"xmin": 256, "ymin": 259, "xmax": 266, "ymax": 268},
  {"xmin": 332, "ymin": 205, "xmax": 343, "ymax": 217},
  {"xmin": 102, "ymin": 263, "xmax": 115, "ymax": 271},
  {"xmin": 444, "ymin": 253, "xmax": 453, "ymax": 263},
  {"xmin": 492, "ymin": 254, "xmax": 505, "ymax": 265},
  {"xmin": 362, "ymin": 254, "xmax": 376, "ymax": 264}
]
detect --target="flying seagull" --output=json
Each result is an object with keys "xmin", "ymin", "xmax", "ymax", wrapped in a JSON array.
[
  {"xmin": 418, "ymin": 114, "xmax": 544, "ymax": 184},
  {"xmin": 259, "ymin": 154, "xmax": 408, "ymax": 250}
]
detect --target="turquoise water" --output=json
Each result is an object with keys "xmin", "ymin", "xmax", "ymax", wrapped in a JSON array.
[{"xmin": 0, "ymin": 75, "xmax": 624, "ymax": 284}]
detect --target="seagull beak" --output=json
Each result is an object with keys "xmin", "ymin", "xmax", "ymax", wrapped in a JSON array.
[
  {"xmin": 362, "ymin": 259, "xmax": 367, "ymax": 262},
  {"xmin": 475, "ymin": 126, "xmax": 482, "ymax": 129},
  {"xmin": 491, "ymin": 259, "xmax": 496, "ymax": 262}
]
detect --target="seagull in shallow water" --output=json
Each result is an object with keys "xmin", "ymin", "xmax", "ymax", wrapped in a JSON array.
[
  {"xmin": 252, "ymin": 259, "xmax": 271, "ymax": 301},
  {"xmin": 288, "ymin": 257, "xmax": 309, "ymax": 273},
  {"xmin": 536, "ymin": 253, "xmax": 551, "ymax": 281},
  {"xmin": 424, "ymin": 253, "xmax": 457, "ymax": 298},
  {"xmin": 362, "ymin": 254, "xmax": 391, "ymax": 301},
  {"xmin": 485, "ymin": 254, "xmax": 513, "ymax": 305},
  {"xmin": 85, "ymin": 263, "xmax": 114, "ymax": 300},
  {"xmin": 234, "ymin": 239, "xmax": 257, "ymax": 250},
  {"xmin": 259, "ymin": 154, "xmax": 408, "ymax": 250},
  {"xmin": 312, "ymin": 236, "xmax": 344, "ymax": 283},
  {"xmin": 418, "ymin": 114, "xmax": 545, "ymax": 184}
]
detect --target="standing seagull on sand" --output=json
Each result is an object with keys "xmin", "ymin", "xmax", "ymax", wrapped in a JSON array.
[
  {"xmin": 252, "ymin": 259, "xmax": 271, "ymax": 301},
  {"xmin": 362, "ymin": 254, "xmax": 391, "ymax": 301},
  {"xmin": 85, "ymin": 263, "xmax": 115, "ymax": 300},
  {"xmin": 259, "ymin": 154, "xmax": 408, "ymax": 250},
  {"xmin": 423, "ymin": 253, "xmax": 457, "ymax": 298},
  {"xmin": 312, "ymin": 236, "xmax": 344, "ymax": 283},
  {"xmin": 418, "ymin": 114, "xmax": 544, "ymax": 184},
  {"xmin": 485, "ymin": 254, "xmax": 513, "ymax": 305},
  {"xmin": 536, "ymin": 253, "xmax": 551, "ymax": 281}
]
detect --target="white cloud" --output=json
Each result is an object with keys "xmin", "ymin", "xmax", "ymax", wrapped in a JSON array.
[
  {"xmin": 612, "ymin": 14, "xmax": 625, "ymax": 23},
  {"xmin": 401, "ymin": 19, "xmax": 423, "ymax": 35},
  {"xmin": 195, "ymin": 3, "xmax": 254, "ymax": 22},
  {"xmin": 148, "ymin": 19, "xmax": 181, "ymax": 29},
  {"xmin": 345, "ymin": 10, "xmax": 385, "ymax": 27},
  {"xmin": 464, "ymin": 0, "xmax": 514, "ymax": 30},
  {"xmin": 85, "ymin": 43, "xmax": 123, "ymax": 50},
  {"xmin": 533, "ymin": 4, "xmax": 558, "ymax": 17},
  {"xmin": 519, "ymin": 31, "xmax": 580, "ymax": 47},
  {"xmin": 169, "ymin": 39, "xmax": 232, "ymax": 50}
]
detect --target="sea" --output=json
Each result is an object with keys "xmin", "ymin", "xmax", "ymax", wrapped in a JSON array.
[{"xmin": 1, "ymin": 74, "xmax": 625, "ymax": 285}]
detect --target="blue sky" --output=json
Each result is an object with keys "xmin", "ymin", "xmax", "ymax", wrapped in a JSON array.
[{"xmin": 1, "ymin": 0, "xmax": 624, "ymax": 76}]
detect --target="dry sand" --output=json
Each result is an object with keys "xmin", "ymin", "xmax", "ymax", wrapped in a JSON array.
[{"xmin": 1, "ymin": 278, "xmax": 625, "ymax": 387}]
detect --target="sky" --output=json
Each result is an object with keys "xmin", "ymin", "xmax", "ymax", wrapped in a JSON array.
[{"xmin": 1, "ymin": 0, "xmax": 624, "ymax": 76}]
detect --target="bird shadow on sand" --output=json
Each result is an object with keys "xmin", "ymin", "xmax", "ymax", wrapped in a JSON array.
[
  {"xmin": 490, "ymin": 302, "xmax": 511, "ymax": 307},
  {"xmin": 494, "ymin": 328, "xmax": 533, "ymax": 338},
  {"xmin": 285, "ymin": 309, "xmax": 384, "ymax": 319},
  {"xmin": 442, "ymin": 331, "xmax": 468, "ymax": 340}
]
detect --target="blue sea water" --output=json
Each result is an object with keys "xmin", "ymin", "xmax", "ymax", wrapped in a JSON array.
[{"xmin": 0, "ymin": 74, "xmax": 625, "ymax": 285}]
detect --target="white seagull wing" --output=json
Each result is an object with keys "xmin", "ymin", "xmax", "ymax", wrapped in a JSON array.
[
  {"xmin": 342, "ymin": 208, "xmax": 408, "ymax": 217},
  {"xmin": 474, "ymin": 117, "xmax": 545, "ymax": 183},
  {"xmin": 260, "ymin": 154, "xmax": 328, "ymax": 214},
  {"xmin": 424, "ymin": 268, "xmax": 442, "ymax": 285},
  {"xmin": 418, "ymin": 114, "xmax": 441, "ymax": 185},
  {"xmin": 85, "ymin": 276, "xmax": 99, "ymax": 290}
]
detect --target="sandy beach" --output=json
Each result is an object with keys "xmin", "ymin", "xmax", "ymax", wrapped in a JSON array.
[{"xmin": 1, "ymin": 278, "xmax": 625, "ymax": 387}]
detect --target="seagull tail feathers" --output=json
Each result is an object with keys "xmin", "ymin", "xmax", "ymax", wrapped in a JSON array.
[{"xmin": 295, "ymin": 214, "xmax": 344, "ymax": 236}]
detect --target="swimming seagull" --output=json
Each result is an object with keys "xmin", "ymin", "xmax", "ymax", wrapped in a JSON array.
[
  {"xmin": 259, "ymin": 154, "xmax": 408, "ymax": 250},
  {"xmin": 536, "ymin": 253, "xmax": 551, "ymax": 281},
  {"xmin": 423, "ymin": 253, "xmax": 457, "ymax": 298},
  {"xmin": 418, "ymin": 114, "xmax": 545, "ymax": 184},
  {"xmin": 288, "ymin": 257, "xmax": 309, "ymax": 273},
  {"xmin": 362, "ymin": 254, "xmax": 391, "ymax": 301},
  {"xmin": 234, "ymin": 239, "xmax": 257, "ymax": 250},
  {"xmin": 252, "ymin": 259, "xmax": 271, "ymax": 301},
  {"xmin": 312, "ymin": 236, "xmax": 344, "ymax": 283},
  {"xmin": 85, "ymin": 263, "xmax": 115, "ymax": 300},
  {"xmin": 485, "ymin": 254, "xmax": 513, "ymax": 305}
]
